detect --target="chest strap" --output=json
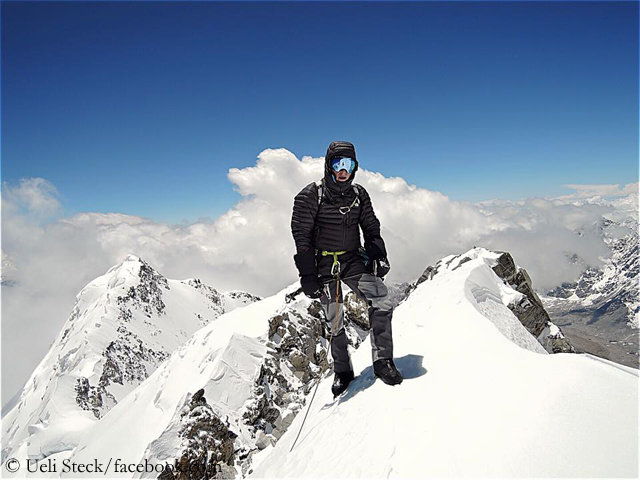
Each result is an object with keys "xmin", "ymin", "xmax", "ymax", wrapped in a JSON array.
[
  {"xmin": 339, "ymin": 195, "xmax": 360, "ymax": 215},
  {"xmin": 315, "ymin": 180, "xmax": 361, "ymax": 215}
]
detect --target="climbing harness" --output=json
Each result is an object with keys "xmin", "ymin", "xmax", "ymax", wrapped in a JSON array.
[{"xmin": 321, "ymin": 250, "xmax": 346, "ymax": 277}]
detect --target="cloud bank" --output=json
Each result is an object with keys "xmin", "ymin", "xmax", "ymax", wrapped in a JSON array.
[
  {"xmin": 556, "ymin": 182, "xmax": 639, "ymax": 200},
  {"xmin": 2, "ymin": 148, "xmax": 636, "ymax": 405}
]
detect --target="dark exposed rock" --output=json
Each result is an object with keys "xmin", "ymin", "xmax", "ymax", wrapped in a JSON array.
[
  {"xmin": 117, "ymin": 260, "xmax": 170, "ymax": 318},
  {"xmin": 289, "ymin": 349, "xmax": 310, "ymax": 373},
  {"xmin": 225, "ymin": 290, "xmax": 261, "ymax": 304},
  {"xmin": 307, "ymin": 301, "xmax": 323, "ymax": 319},
  {"xmin": 539, "ymin": 322, "xmax": 577, "ymax": 354},
  {"xmin": 451, "ymin": 256, "xmax": 472, "ymax": 271},
  {"xmin": 403, "ymin": 248, "xmax": 576, "ymax": 354},
  {"xmin": 118, "ymin": 307, "xmax": 133, "ymax": 322},
  {"xmin": 404, "ymin": 265, "xmax": 439, "ymax": 298},
  {"xmin": 242, "ymin": 287, "xmax": 370, "ymax": 457},
  {"xmin": 74, "ymin": 377, "xmax": 113, "ymax": 419},
  {"xmin": 549, "ymin": 335, "xmax": 576, "ymax": 354},
  {"xmin": 186, "ymin": 279, "xmax": 224, "ymax": 315},
  {"xmin": 263, "ymin": 406, "xmax": 281, "ymax": 424},
  {"xmin": 490, "ymin": 252, "xmax": 551, "ymax": 338},
  {"xmin": 159, "ymin": 388, "xmax": 237, "ymax": 480},
  {"xmin": 268, "ymin": 314, "xmax": 286, "ymax": 339},
  {"xmin": 75, "ymin": 326, "xmax": 168, "ymax": 418},
  {"xmin": 99, "ymin": 327, "xmax": 169, "ymax": 386}
]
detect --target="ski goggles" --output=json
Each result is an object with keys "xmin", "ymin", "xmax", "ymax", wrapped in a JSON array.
[{"xmin": 331, "ymin": 157, "xmax": 356, "ymax": 174}]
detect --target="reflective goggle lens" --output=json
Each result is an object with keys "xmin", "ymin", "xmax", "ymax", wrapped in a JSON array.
[{"xmin": 331, "ymin": 157, "xmax": 355, "ymax": 173}]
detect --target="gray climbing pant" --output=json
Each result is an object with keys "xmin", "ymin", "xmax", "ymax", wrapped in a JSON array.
[{"xmin": 320, "ymin": 271, "xmax": 395, "ymax": 373}]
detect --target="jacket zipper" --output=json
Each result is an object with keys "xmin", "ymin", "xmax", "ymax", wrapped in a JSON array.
[{"xmin": 342, "ymin": 192, "xmax": 347, "ymax": 250}]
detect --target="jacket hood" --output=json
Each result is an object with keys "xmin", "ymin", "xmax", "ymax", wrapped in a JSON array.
[{"xmin": 323, "ymin": 141, "xmax": 359, "ymax": 194}]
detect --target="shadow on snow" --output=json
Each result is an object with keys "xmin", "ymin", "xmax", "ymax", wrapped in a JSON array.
[{"xmin": 338, "ymin": 353, "xmax": 427, "ymax": 404}]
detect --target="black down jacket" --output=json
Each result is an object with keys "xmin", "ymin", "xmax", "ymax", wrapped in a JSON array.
[{"xmin": 291, "ymin": 141, "xmax": 387, "ymax": 259}]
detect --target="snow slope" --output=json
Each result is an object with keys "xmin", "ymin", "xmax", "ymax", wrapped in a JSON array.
[
  {"xmin": 251, "ymin": 248, "xmax": 638, "ymax": 478},
  {"xmin": 24, "ymin": 283, "xmax": 365, "ymax": 479},
  {"xmin": 61, "ymin": 286, "xmax": 290, "ymax": 478},
  {"xmin": 1, "ymin": 255, "xmax": 258, "ymax": 469}
]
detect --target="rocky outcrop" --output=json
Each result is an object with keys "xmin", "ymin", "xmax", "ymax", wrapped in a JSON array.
[
  {"xmin": 405, "ymin": 248, "xmax": 576, "ymax": 354},
  {"xmin": 185, "ymin": 279, "xmax": 225, "ymax": 316},
  {"xmin": 242, "ymin": 303, "xmax": 326, "ymax": 445},
  {"xmin": 538, "ymin": 322, "xmax": 576, "ymax": 354},
  {"xmin": 75, "ymin": 325, "xmax": 169, "ymax": 418},
  {"xmin": 74, "ymin": 377, "xmax": 114, "ymax": 419},
  {"xmin": 116, "ymin": 259, "xmax": 170, "ymax": 318},
  {"xmin": 224, "ymin": 290, "xmax": 262, "ymax": 304},
  {"xmin": 239, "ymin": 288, "xmax": 370, "ymax": 474},
  {"xmin": 490, "ymin": 252, "xmax": 551, "ymax": 338},
  {"xmin": 159, "ymin": 389, "xmax": 237, "ymax": 480}
]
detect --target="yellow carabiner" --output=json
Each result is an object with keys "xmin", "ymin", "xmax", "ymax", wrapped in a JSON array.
[{"xmin": 321, "ymin": 250, "xmax": 346, "ymax": 278}]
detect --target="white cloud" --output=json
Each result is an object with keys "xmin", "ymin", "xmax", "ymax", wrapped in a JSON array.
[
  {"xmin": 2, "ymin": 177, "xmax": 61, "ymax": 218},
  {"xmin": 554, "ymin": 182, "xmax": 639, "ymax": 200},
  {"xmin": 473, "ymin": 197, "xmax": 613, "ymax": 288},
  {"xmin": 1, "ymin": 149, "xmax": 635, "ymax": 406}
]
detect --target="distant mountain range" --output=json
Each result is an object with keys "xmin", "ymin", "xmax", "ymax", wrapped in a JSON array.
[{"xmin": 541, "ymin": 213, "xmax": 638, "ymax": 368}]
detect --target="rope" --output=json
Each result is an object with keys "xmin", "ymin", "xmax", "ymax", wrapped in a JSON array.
[{"xmin": 289, "ymin": 272, "xmax": 342, "ymax": 452}]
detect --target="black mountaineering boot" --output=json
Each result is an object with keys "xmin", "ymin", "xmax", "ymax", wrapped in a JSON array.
[
  {"xmin": 373, "ymin": 359, "xmax": 403, "ymax": 386},
  {"xmin": 331, "ymin": 370, "xmax": 355, "ymax": 397}
]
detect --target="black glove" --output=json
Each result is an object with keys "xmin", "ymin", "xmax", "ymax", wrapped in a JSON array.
[
  {"xmin": 364, "ymin": 236, "xmax": 387, "ymax": 261},
  {"xmin": 371, "ymin": 258, "xmax": 391, "ymax": 278},
  {"xmin": 294, "ymin": 249, "xmax": 323, "ymax": 299},
  {"xmin": 300, "ymin": 275, "xmax": 323, "ymax": 299}
]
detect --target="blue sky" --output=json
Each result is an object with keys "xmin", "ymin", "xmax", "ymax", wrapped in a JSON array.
[{"xmin": 2, "ymin": 1, "xmax": 638, "ymax": 224}]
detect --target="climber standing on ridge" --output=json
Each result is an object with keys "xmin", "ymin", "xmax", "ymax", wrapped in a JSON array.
[{"xmin": 291, "ymin": 140, "xmax": 403, "ymax": 397}]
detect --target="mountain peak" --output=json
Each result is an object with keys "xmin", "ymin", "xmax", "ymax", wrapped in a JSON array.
[
  {"xmin": 106, "ymin": 254, "xmax": 149, "ymax": 277},
  {"xmin": 93, "ymin": 255, "xmax": 166, "ymax": 296},
  {"xmin": 1, "ymin": 256, "xmax": 260, "ymax": 466}
]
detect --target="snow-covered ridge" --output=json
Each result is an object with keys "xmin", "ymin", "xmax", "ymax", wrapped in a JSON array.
[
  {"xmin": 1, "ymin": 255, "xmax": 258, "ymax": 467},
  {"xmin": 3, "ymin": 247, "xmax": 637, "ymax": 478},
  {"xmin": 405, "ymin": 247, "xmax": 570, "ymax": 353},
  {"xmin": 251, "ymin": 247, "xmax": 638, "ymax": 478}
]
